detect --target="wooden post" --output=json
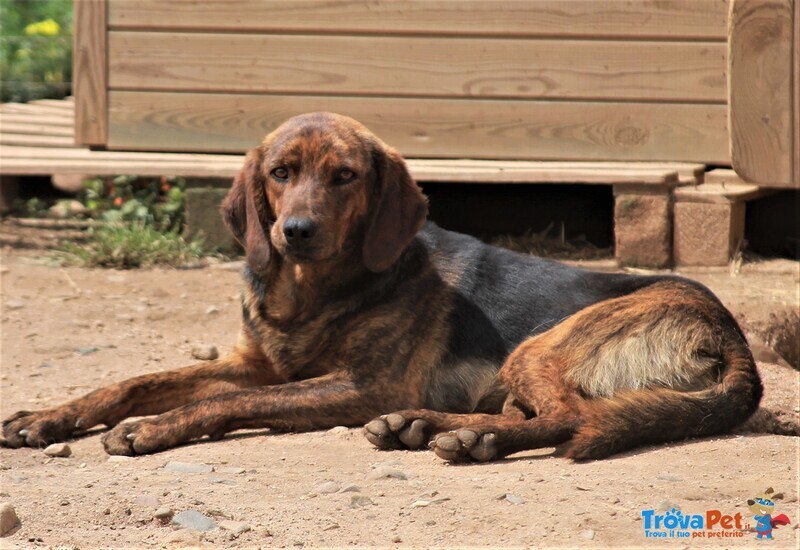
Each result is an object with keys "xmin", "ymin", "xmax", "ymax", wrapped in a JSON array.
[
  {"xmin": 74, "ymin": 0, "xmax": 108, "ymax": 147},
  {"xmin": 728, "ymin": 0, "xmax": 795, "ymax": 187}
]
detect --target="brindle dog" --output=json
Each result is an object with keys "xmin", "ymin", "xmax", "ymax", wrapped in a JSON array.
[{"xmin": 1, "ymin": 113, "xmax": 766, "ymax": 460}]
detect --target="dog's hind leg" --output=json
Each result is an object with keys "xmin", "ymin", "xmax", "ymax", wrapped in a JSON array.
[{"xmin": 430, "ymin": 349, "xmax": 584, "ymax": 462}]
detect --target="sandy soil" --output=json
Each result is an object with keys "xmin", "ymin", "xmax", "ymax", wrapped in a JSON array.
[{"xmin": 0, "ymin": 249, "xmax": 798, "ymax": 549}]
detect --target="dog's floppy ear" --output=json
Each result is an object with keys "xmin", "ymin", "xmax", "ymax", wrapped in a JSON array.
[
  {"xmin": 221, "ymin": 148, "xmax": 273, "ymax": 275},
  {"xmin": 363, "ymin": 146, "xmax": 428, "ymax": 272}
]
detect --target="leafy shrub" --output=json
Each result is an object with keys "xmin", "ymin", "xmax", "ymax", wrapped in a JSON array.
[
  {"xmin": 0, "ymin": 0, "xmax": 73, "ymax": 102},
  {"xmin": 79, "ymin": 175, "xmax": 187, "ymax": 231}
]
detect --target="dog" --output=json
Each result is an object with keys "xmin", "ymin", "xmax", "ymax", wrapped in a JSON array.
[{"xmin": 1, "ymin": 112, "xmax": 766, "ymax": 460}]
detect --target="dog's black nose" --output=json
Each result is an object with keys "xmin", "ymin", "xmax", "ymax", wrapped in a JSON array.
[{"xmin": 283, "ymin": 216, "xmax": 318, "ymax": 244}]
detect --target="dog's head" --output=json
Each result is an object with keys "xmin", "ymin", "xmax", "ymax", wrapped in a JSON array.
[{"xmin": 221, "ymin": 112, "xmax": 428, "ymax": 275}]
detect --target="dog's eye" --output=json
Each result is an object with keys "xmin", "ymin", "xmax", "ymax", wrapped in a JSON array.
[
  {"xmin": 271, "ymin": 167, "xmax": 289, "ymax": 181},
  {"xmin": 335, "ymin": 169, "xmax": 356, "ymax": 184}
]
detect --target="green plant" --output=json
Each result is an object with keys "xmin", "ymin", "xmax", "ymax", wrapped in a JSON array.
[
  {"xmin": 62, "ymin": 222, "xmax": 205, "ymax": 269},
  {"xmin": 0, "ymin": 0, "xmax": 73, "ymax": 102},
  {"xmin": 79, "ymin": 175, "xmax": 187, "ymax": 231}
]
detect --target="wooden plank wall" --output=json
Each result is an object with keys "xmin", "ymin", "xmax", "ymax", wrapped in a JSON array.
[{"xmin": 102, "ymin": 0, "xmax": 732, "ymax": 164}]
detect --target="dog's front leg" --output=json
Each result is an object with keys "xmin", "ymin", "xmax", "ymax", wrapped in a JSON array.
[
  {"xmin": 2, "ymin": 351, "xmax": 279, "ymax": 448},
  {"xmin": 101, "ymin": 372, "xmax": 389, "ymax": 455}
]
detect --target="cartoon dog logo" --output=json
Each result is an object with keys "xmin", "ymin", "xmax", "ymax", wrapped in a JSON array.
[{"xmin": 747, "ymin": 487, "xmax": 791, "ymax": 540}]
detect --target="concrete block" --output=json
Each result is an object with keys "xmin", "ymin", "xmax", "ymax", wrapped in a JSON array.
[
  {"xmin": 674, "ymin": 201, "xmax": 745, "ymax": 266},
  {"xmin": 184, "ymin": 187, "xmax": 238, "ymax": 253},
  {"xmin": 613, "ymin": 192, "xmax": 672, "ymax": 268}
]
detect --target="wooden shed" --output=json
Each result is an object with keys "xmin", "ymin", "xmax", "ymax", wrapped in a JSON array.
[
  {"xmin": 75, "ymin": 0, "xmax": 798, "ymax": 189},
  {"xmin": 0, "ymin": 0, "xmax": 783, "ymax": 265}
]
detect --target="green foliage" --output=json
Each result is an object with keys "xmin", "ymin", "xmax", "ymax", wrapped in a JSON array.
[
  {"xmin": 79, "ymin": 175, "xmax": 187, "ymax": 231},
  {"xmin": 1, "ymin": 0, "xmax": 73, "ymax": 102},
  {"xmin": 60, "ymin": 175, "xmax": 209, "ymax": 268},
  {"xmin": 62, "ymin": 222, "xmax": 205, "ymax": 269}
]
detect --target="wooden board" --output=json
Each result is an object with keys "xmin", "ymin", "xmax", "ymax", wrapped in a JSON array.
[
  {"xmin": 0, "ymin": 103, "xmax": 75, "ymax": 117},
  {"xmin": 0, "ymin": 134, "xmax": 75, "ymax": 148},
  {"xmin": 794, "ymin": 0, "xmax": 799, "ymax": 185},
  {"xmin": 0, "ymin": 146, "xmax": 679, "ymax": 185},
  {"xmin": 73, "ymin": 0, "xmax": 108, "ymax": 146},
  {"xmin": 108, "ymin": 32, "xmax": 727, "ymax": 103},
  {"xmin": 108, "ymin": 0, "xmax": 729, "ymax": 40},
  {"xmin": 107, "ymin": 91, "xmax": 729, "ymax": 163},
  {"xmin": 0, "ymin": 123, "xmax": 73, "ymax": 137},
  {"xmin": 0, "ymin": 114, "xmax": 74, "ymax": 128},
  {"xmin": 728, "ymin": 0, "xmax": 794, "ymax": 186}
]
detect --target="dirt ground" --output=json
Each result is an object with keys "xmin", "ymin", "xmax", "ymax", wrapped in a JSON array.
[{"xmin": 0, "ymin": 247, "xmax": 798, "ymax": 549}]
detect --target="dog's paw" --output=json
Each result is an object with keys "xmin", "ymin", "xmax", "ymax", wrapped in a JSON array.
[
  {"xmin": 430, "ymin": 429, "xmax": 498, "ymax": 462},
  {"xmin": 1, "ymin": 409, "xmax": 78, "ymax": 448},
  {"xmin": 364, "ymin": 413, "xmax": 431, "ymax": 450},
  {"xmin": 101, "ymin": 420, "xmax": 174, "ymax": 456}
]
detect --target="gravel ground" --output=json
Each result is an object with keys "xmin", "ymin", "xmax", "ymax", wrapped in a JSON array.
[{"xmin": 0, "ymin": 249, "xmax": 798, "ymax": 548}]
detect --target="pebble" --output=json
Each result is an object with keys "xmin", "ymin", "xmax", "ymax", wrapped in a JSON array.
[
  {"xmin": 366, "ymin": 465, "xmax": 408, "ymax": 481},
  {"xmin": 171, "ymin": 510, "xmax": 217, "ymax": 531},
  {"xmin": 219, "ymin": 520, "xmax": 251, "ymax": 537},
  {"xmin": 209, "ymin": 477, "xmax": 236, "ymax": 485},
  {"xmin": 657, "ymin": 474, "xmax": 683, "ymax": 482},
  {"xmin": 657, "ymin": 500, "xmax": 679, "ymax": 512},
  {"xmin": 411, "ymin": 496, "xmax": 450, "ymax": 508},
  {"xmin": 392, "ymin": 535, "xmax": 402, "ymax": 543},
  {"xmin": 338, "ymin": 483, "xmax": 361, "ymax": 493},
  {"xmin": 312, "ymin": 481, "xmax": 341, "ymax": 494},
  {"xmin": 107, "ymin": 456, "xmax": 134, "ymax": 463},
  {"xmin": 216, "ymin": 467, "xmax": 245, "ymax": 475},
  {"xmin": 49, "ymin": 200, "xmax": 88, "ymax": 219},
  {"xmin": 582, "ymin": 529, "xmax": 596, "ymax": 540},
  {"xmin": 154, "ymin": 506, "xmax": 174, "ymax": 523},
  {"xmin": 501, "ymin": 494, "xmax": 525, "ymax": 505},
  {"xmin": 349, "ymin": 495, "xmax": 374, "ymax": 508},
  {"xmin": 191, "ymin": 345, "xmax": 219, "ymax": 361},
  {"xmin": 163, "ymin": 461, "xmax": 213, "ymax": 474},
  {"xmin": 327, "ymin": 426, "xmax": 354, "ymax": 439},
  {"xmin": 5, "ymin": 300, "xmax": 23, "ymax": 310},
  {"xmin": 75, "ymin": 346, "xmax": 98, "ymax": 356},
  {"xmin": 205, "ymin": 306, "xmax": 220, "ymax": 315},
  {"xmin": 134, "ymin": 495, "xmax": 160, "ymax": 507},
  {"xmin": 43, "ymin": 443, "xmax": 72, "ymax": 458},
  {"xmin": 0, "ymin": 503, "xmax": 20, "ymax": 536}
]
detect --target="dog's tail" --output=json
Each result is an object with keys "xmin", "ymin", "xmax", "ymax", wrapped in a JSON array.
[{"xmin": 565, "ymin": 338, "xmax": 764, "ymax": 461}]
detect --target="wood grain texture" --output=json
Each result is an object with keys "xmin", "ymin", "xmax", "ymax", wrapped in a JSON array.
[
  {"xmin": 0, "ymin": 134, "xmax": 75, "ymax": 148},
  {"xmin": 0, "ymin": 123, "xmax": 73, "ymax": 137},
  {"xmin": 107, "ymin": 91, "xmax": 729, "ymax": 163},
  {"xmin": 108, "ymin": 0, "xmax": 729, "ymax": 39},
  {"xmin": 729, "ymin": 0, "xmax": 794, "ymax": 186},
  {"xmin": 73, "ymin": 0, "xmax": 108, "ymax": 146},
  {"xmin": 0, "ymin": 144, "xmax": 680, "ymax": 185},
  {"xmin": 0, "ymin": 114, "xmax": 74, "ymax": 127},
  {"xmin": 108, "ymin": 32, "xmax": 727, "ymax": 103},
  {"xmin": 794, "ymin": 0, "xmax": 799, "ymax": 185},
  {"xmin": 0, "ymin": 103, "xmax": 75, "ymax": 117}
]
